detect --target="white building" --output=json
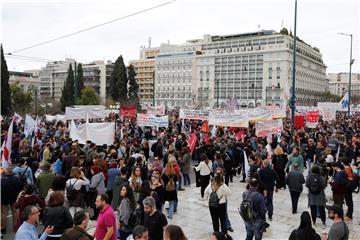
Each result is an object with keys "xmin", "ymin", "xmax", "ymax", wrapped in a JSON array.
[
  {"xmin": 193, "ymin": 30, "xmax": 327, "ymax": 107},
  {"xmin": 9, "ymin": 71, "xmax": 41, "ymax": 98},
  {"xmin": 328, "ymin": 72, "xmax": 360, "ymax": 97}
]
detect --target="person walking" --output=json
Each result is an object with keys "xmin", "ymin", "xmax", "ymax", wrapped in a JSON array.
[
  {"xmin": 111, "ymin": 167, "xmax": 128, "ymax": 210},
  {"xmin": 305, "ymin": 166, "xmax": 327, "ymax": 228},
  {"xmin": 89, "ymin": 165, "xmax": 105, "ymax": 220},
  {"xmin": 240, "ymin": 178, "xmax": 267, "ymax": 240},
  {"xmin": 258, "ymin": 160, "xmax": 279, "ymax": 221},
  {"xmin": 286, "ymin": 163, "xmax": 305, "ymax": 214},
  {"xmin": 118, "ymin": 184, "xmax": 136, "ymax": 240},
  {"xmin": 272, "ymin": 146, "xmax": 287, "ymax": 189},
  {"xmin": 179, "ymin": 147, "xmax": 191, "ymax": 187},
  {"xmin": 36, "ymin": 163, "xmax": 55, "ymax": 199},
  {"xmin": 343, "ymin": 160, "xmax": 353, "ymax": 219},
  {"xmin": 107, "ymin": 162, "xmax": 120, "ymax": 203},
  {"xmin": 60, "ymin": 211, "xmax": 94, "ymax": 240},
  {"xmin": 204, "ymin": 173, "xmax": 231, "ymax": 235},
  {"xmin": 162, "ymin": 163, "xmax": 178, "ymax": 219},
  {"xmin": 194, "ymin": 154, "xmax": 213, "ymax": 199},
  {"xmin": 94, "ymin": 194, "xmax": 117, "ymax": 240},
  {"xmin": 163, "ymin": 225, "xmax": 188, "ymax": 240},
  {"xmin": 285, "ymin": 147, "xmax": 304, "ymax": 173},
  {"xmin": 330, "ymin": 162, "xmax": 347, "ymax": 208},
  {"xmin": 43, "ymin": 191, "xmax": 73, "ymax": 240},
  {"xmin": 66, "ymin": 168, "xmax": 90, "ymax": 217},
  {"xmin": 322, "ymin": 205, "xmax": 349, "ymax": 240},
  {"xmin": 143, "ymin": 197, "xmax": 168, "ymax": 240},
  {"xmin": 288, "ymin": 211, "xmax": 321, "ymax": 240}
]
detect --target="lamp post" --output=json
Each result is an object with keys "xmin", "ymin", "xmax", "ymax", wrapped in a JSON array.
[
  {"xmin": 338, "ymin": 32, "xmax": 354, "ymax": 117},
  {"xmin": 216, "ymin": 79, "xmax": 219, "ymax": 108},
  {"xmin": 291, "ymin": 0, "xmax": 298, "ymax": 136}
]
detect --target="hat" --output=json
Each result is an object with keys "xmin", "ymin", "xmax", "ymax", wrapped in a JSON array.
[{"xmin": 326, "ymin": 205, "xmax": 344, "ymax": 217}]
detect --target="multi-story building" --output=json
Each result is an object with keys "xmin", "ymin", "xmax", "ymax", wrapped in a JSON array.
[
  {"xmin": 328, "ymin": 72, "xmax": 360, "ymax": 97},
  {"xmin": 37, "ymin": 58, "xmax": 76, "ymax": 102},
  {"xmin": 83, "ymin": 60, "xmax": 114, "ymax": 104},
  {"xmin": 192, "ymin": 30, "xmax": 327, "ymax": 107},
  {"xmin": 129, "ymin": 47, "xmax": 160, "ymax": 107},
  {"xmin": 9, "ymin": 71, "xmax": 41, "ymax": 98}
]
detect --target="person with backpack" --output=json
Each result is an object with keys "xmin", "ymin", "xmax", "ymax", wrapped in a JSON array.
[
  {"xmin": 330, "ymin": 162, "xmax": 347, "ymax": 208},
  {"xmin": 162, "ymin": 163, "xmax": 178, "ymax": 219},
  {"xmin": 118, "ymin": 184, "xmax": 137, "ymax": 240},
  {"xmin": 285, "ymin": 163, "xmax": 305, "ymax": 214},
  {"xmin": 12, "ymin": 157, "xmax": 34, "ymax": 186},
  {"xmin": 204, "ymin": 171, "xmax": 231, "ymax": 236},
  {"xmin": 322, "ymin": 205, "xmax": 350, "ymax": 240},
  {"xmin": 89, "ymin": 165, "xmax": 106, "ymax": 220},
  {"xmin": 305, "ymin": 165, "xmax": 327, "ymax": 228},
  {"xmin": 240, "ymin": 178, "xmax": 267, "ymax": 240},
  {"xmin": 194, "ymin": 154, "xmax": 213, "ymax": 199},
  {"xmin": 65, "ymin": 168, "xmax": 90, "ymax": 218}
]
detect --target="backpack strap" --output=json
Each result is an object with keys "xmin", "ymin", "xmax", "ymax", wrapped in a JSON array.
[
  {"xmin": 21, "ymin": 166, "xmax": 29, "ymax": 178},
  {"xmin": 70, "ymin": 179, "xmax": 79, "ymax": 189}
]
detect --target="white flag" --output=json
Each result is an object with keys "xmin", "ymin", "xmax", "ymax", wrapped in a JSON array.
[
  {"xmin": 244, "ymin": 150, "xmax": 250, "ymax": 179},
  {"xmin": 24, "ymin": 115, "xmax": 36, "ymax": 138},
  {"xmin": 2, "ymin": 118, "xmax": 14, "ymax": 168},
  {"xmin": 339, "ymin": 92, "xmax": 349, "ymax": 110},
  {"xmin": 14, "ymin": 113, "xmax": 23, "ymax": 124}
]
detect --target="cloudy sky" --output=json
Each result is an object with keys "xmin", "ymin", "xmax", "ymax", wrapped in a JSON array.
[{"xmin": 1, "ymin": 0, "xmax": 359, "ymax": 73}]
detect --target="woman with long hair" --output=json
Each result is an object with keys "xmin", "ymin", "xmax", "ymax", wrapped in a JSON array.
[
  {"xmin": 194, "ymin": 154, "xmax": 213, "ymax": 199},
  {"xmin": 289, "ymin": 211, "xmax": 321, "ymax": 240},
  {"xmin": 272, "ymin": 146, "xmax": 287, "ymax": 189},
  {"xmin": 163, "ymin": 225, "xmax": 187, "ymax": 240},
  {"xmin": 204, "ymin": 173, "xmax": 231, "ymax": 235},
  {"xmin": 138, "ymin": 180, "xmax": 161, "ymax": 211},
  {"xmin": 118, "ymin": 184, "xmax": 137, "ymax": 240},
  {"xmin": 129, "ymin": 165, "xmax": 142, "ymax": 201},
  {"xmin": 162, "ymin": 162, "xmax": 178, "ymax": 219},
  {"xmin": 43, "ymin": 191, "xmax": 73, "ymax": 240},
  {"xmin": 150, "ymin": 171, "xmax": 165, "ymax": 210}
]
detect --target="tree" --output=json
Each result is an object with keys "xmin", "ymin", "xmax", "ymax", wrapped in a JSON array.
[
  {"xmin": 1, "ymin": 45, "xmax": 11, "ymax": 115},
  {"xmin": 127, "ymin": 65, "xmax": 140, "ymax": 109},
  {"xmin": 280, "ymin": 27, "xmax": 289, "ymax": 35},
  {"xmin": 110, "ymin": 55, "xmax": 128, "ymax": 103},
  {"xmin": 60, "ymin": 64, "xmax": 75, "ymax": 111},
  {"xmin": 10, "ymin": 81, "xmax": 33, "ymax": 114},
  {"xmin": 105, "ymin": 96, "xmax": 116, "ymax": 108},
  {"xmin": 78, "ymin": 86, "xmax": 100, "ymax": 105},
  {"xmin": 76, "ymin": 63, "xmax": 84, "ymax": 99}
]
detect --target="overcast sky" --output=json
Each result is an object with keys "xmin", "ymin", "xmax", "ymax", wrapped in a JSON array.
[{"xmin": 1, "ymin": 0, "xmax": 359, "ymax": 74}]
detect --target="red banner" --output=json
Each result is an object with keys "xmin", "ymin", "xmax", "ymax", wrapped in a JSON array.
[
  {"xmin": 120, "ymin": 105, "xmax": 137, "ymax": 118},
  {"xmin": 306, "ymin": 111, "xmax": 319, "ymax": 128},
  {"xmin": 234, "ymin": 130, "xmax": 245, "ymax": 140},
  {"xmin": 294, "ymin": 115, "xmax": 305, "ymax": 128},
  {"xmin": 189, "ymin": 132, "xmax": 198, "ymax": 154}
]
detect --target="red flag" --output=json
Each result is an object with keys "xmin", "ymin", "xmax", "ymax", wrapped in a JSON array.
[
  {"xmin": 2, "ymin": 118, "xmax": 14, "ymax": 168},
  {"xmin": 200, "ymin": 121, "xmax": 209, "ymax": 133},
  {"xmin": 189, "ymin": 132, "xmax": 198, "ymax": 154}
]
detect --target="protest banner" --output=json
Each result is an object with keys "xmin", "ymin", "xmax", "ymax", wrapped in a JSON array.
[
  {"xmin": 317, "ymin": 102, "xmax": 339, "ymax": 121},
  {"xmin": 120, "ymin": 105, "xmax": 137, "ymax": 118},
  {"xmin": 248, "ymin": 107, "xmax": 273, "ymax": 122},
  {"xmin": 179, "ymin": 109, "xmax": 209, "ymax": 120},
  {"xmin": 66, "ymin": 105, "xmax": 105, "ymax": 120},
  {"xmin": 294, "ymin": 115, "xmax": 305, "ymax": 128},
  {"xmin": 189, "ymin": 132, "xmax": 198, "ymax": 154},
  {"xmin": 70, "ymin": 121, "xmax": 115, "ymax": 145},
  {"xmin": 208, "ymin": 109, "xmax": 249, "ymax": 128},
  {"xmin": 255, "ymin": 119, "xmax": 283, "ymax": 137},
  {"xmin": 137, "ymin": 114, "xmax": 169, "ymax": 128},
  {"xmin": 261, "ymin": 106, "xmax": 286, "ymax": 119},
  {"xmin": 147, "ymin": 105, "xmax": 165, "ymax": 115},
  {"xmin": 306, "ymin": 110, "xmax": 319, "ymax": 128}
]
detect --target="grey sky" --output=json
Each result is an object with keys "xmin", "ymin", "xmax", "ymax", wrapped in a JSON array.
[{"xmin": 1, "ymin": 0, "xmax": 359, "ymax": 74}]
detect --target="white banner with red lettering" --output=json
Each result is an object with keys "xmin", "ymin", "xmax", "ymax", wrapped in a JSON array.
[
  {"xmin": 208, "ymin": 109, "xmax": 249, "ymax": 128},
  {"xmin": 317, "ymin": 102, "xmax": 339, "ymax": 121},
  {"xmin": 255, "ymin": 119, "xmax": 283, "ymax": 137},
  {"xmin": 137, "ymin": 114, "xmax": 169, "ymax": 128},
  {"xmin": 306, "ymin": 110, "xmax": 319, "ymax": 128},
  {"xmin": 147, "ymin": 106, "xmax": 165, "ymax": 115},
  {"xmin": 179, "ymin": 109, "xmax": 209, "ymax": 120}
]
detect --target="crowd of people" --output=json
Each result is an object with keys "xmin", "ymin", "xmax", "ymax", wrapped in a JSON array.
[{"xmin": 0, "ymin": 110, "xmax": 359, "ymax": 240}]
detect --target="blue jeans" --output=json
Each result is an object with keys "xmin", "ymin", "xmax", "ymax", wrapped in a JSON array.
[
  {"xmin": 183, "ymin": 173, "xmax": 191, "ymax": 186},
  {"xmin": 178, "ymin": 173, "xmax": 183, "ymax": 189},
  {"xmin": 225, "ymin": 202, "xmax": 232, "ymax": 228},
  {"xmin": 168, "ymin": 200, "xmax": 176, "ymax": 218},
  {"xmin": 265, "ymin": 191, "xmax": 273, "ymax": 218},
  {"xmin": 245, "ymin": 221, "xmax": 263, "ymax": 240}
]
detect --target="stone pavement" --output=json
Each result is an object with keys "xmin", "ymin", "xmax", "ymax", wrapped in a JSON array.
[{"xmin": 168, "ymin": 178, "xmax": 360, "ymax": 240}]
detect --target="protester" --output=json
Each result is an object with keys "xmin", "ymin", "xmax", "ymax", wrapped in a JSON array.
[
  {"xmin": 15, "ymin": 205, "xmax": 54, "ymax": 240},
  {"xmin": 36, "ymin": 163, "xmax": 55, "ymax": 199},
  {"xmin": 118, "ymin": 184, "xmax": 137, "ymax": 240},
  {"xmin": 130, "ymin": 225, "xmax": 149, "ymax": 240},
  {"xmin": 322, "ymin": 205, "xmax": 349, "ymax": 240},
  {"xmin": 162, "ymin": 162, "xmax": 178, "ymax": 219},
  {"xmin": 111, "ymin": 167, "xmax": 129, "ymax": 210},
  {"xmin": 194, "ymin": 154, "xmax": 213, "ymax": 199},
  {"xmin": 89, "ymin": 165, "xmax": 106, "ymax": 220},
  {"xmin": 12, "ymin": 157, "xmax": 34, "ymax": 185},
  {"xmin": 286, "ymin": 163, "xmax": 305, "ymax": 214},
  {"xmin": 143, "ymin": 196, "xmax": 168, "ymax": 240},
  {"xmin": 94, "ymin": 194, "xmax": 117, "ymax": 240},
  {"xmin": 60, "ymin": 211, "xmax": 94, "ymax": 240},
  {"xmin": 330, "ymin": 162, "xmax": 347, "ymax": 208},
  {"xmin": 129, "ymin": 166, "xmax": 143, "ymax": 201},
  {"xmin": 272, "ymin": 146, "xmax": 287, "ymax": 189},
  {"xmin": 107, "ymin": 161, "xmax": 120, "ymax": 203},
  {"xmin": 163, "ymin": 225, "xmax": 187, "ymax": 240},
  {"xmin": 288, "ymin": 211, "xmax": 321, "ymax": 240},
  {"xmin": 285, "ymin": 147, "xmax": 305, "ymax": 173},
  {"xmin": 66, "ymin": 168, "xmax": 90, "ymax": 217}
]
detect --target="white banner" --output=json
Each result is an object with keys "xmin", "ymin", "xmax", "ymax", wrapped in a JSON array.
[
  {"xmin": 317, "ymin": 102, "xmax": 339, "ymax": 121},
  {"xmin": 70, "ymin": 121, "xmax": 115, "ymax": 145},
  {"xmin": 147, "ymin": 106, "xmax": 165, "ymax": 115},
  {"xmin": 65, "ymin": 105, "xmax": 105, "ymax": 120},
  {"xmin": 255, "ymin": 119, "xmax": 283, "ymax": 137},
  {"xmin": 46, "ymin": 114, "xmax": 66, "ymax": 122},
  {"xmin": 24, "ymin": 115, "xmax": 36, "ymax": 138},
  {"xmin": 137, "ymin": 114, "xmax": 169, "ymax": 128},
  {"xmin": 208, "ymin": 109, "xmax": 249, "ymax": 128},
  {"xmin": 179, "ymin": 109, "xmax": 209, "ymax": 120}
]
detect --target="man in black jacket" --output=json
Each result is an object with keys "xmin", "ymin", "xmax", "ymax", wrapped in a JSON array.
[{"xmin": 259, "ymin": 159, "xmax": 279, "ymax": 221}]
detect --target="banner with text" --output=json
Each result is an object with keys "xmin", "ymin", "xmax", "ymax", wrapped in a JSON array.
[
  {"xmin": 306, "ymin": 110, "xmax": 319, "ymax": 128},
  {"xmin": 120, "ymin": 105, "xmax": 137, "ymax": 118},
  {"xmin": 147, "ymin": 106, "xmax": 165, "ymax": 115},
  {"xmin": 179, "ymin": 109, "xmax": 209, "ymax": 120},
  {"xmin": 317, "ymin": 102, "xmax": 339, "ymax": 121},
  {"xmin": 255, "ymin": 119, "xmax": 283, "ymax": 137},
  {"xmin": 137, "ymin": 114, "xmax": 169, "ymax": 128},
  {"xmin": 208, "ymin": 109, "xmax": 249, "ymax": 128}
]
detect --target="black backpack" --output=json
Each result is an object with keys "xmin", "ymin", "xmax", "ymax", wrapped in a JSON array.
[
  {"xmin": 19, "ymin": 166, "xmax": 29, "ymax": 188},
  {"xmin": 209, "ymin": 186, "xmax": 223, "ymax": 208},
  {"xmin": 347, "ymin": 173, "xmax": 360, "ymax": 192},
  {"xmin": 308, "ymin": 175, "xmax": 322, "ymax": 194},
  {"xmin": 128, "ymin": 207, "xmax": 144, "ymax": 230},
  {"xmin": 66, "ymin": 179, "xmax": 78, "ymax": 201},
  {"xmin": 239, "ymin": 191, "xmax": 257, "ymax": 222}
]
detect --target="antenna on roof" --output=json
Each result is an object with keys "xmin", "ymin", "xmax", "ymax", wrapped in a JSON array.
[
  {"xmin": 281, "ymin": 19, "xmax": 284, "ymax": 28},
  {"xmin": 258, "ymin": 24, "xmax": 260, "ymax": 35},
  {"xmin": 148, "ymin": 37, "xmax": 152, "ymax": 48}
]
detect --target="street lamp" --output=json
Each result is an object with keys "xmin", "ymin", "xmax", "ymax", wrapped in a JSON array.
[{"xmin": 338, "ymin": 32, "xmax": 354, "ymax": 117}]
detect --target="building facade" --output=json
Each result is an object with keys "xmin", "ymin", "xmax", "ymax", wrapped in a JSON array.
[
  {"xmin": 129, "ymin": 47, "xmax": 160, "ymax": 107},
  {"xmin": 328, "ymin": 72, "xmax": 360, "ymax": 97},
  {"xmin": 9, "ymin": 71, "xmax": 41, "ymax": 98}
]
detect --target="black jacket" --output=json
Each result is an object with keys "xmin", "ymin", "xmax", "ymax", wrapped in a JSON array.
[
  {"xmin": 43, "ymin": 205, "xmax": 73, "ymax": 235},
  {"xmin": 1, "ymin": 174, "xmax": 22, "ymax": 205},
  {"xmin": 286, "ymin": 170, "xmax": 305, "ymax": 192},
  {"xmin": 259, "ymin": 167, "xmax": 279, "ymax": 191}
]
